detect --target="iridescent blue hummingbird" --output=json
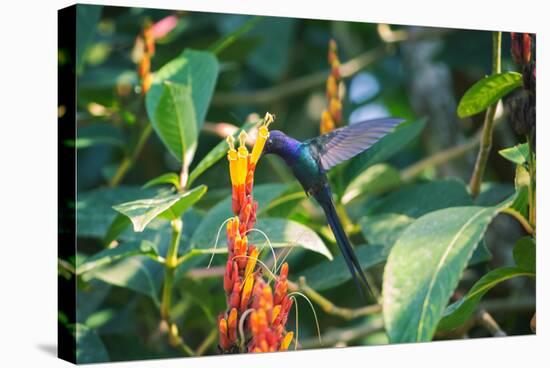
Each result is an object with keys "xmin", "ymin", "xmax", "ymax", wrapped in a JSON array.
[{"xmin": 263, "ymin": 118, "xmax": 404, "ymax": 299}]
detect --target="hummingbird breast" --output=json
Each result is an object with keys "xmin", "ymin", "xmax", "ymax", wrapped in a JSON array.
[{"xmin": 292, "ymin": 144, "xmax": 327, "ymax": 194}]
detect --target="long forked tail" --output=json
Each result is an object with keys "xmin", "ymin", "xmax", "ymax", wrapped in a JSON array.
[{"xmin": 315, "ymin": 186, "xmax": 372, "ymax": 301}]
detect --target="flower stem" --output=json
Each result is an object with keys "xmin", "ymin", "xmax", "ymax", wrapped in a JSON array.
[
  {"xmin": 161, "ymin": 218, "xmax": 183, "ymax": 322},
  {"xmin": 469, "ymin": 31, "xmax": 502, "ymax": 198}
]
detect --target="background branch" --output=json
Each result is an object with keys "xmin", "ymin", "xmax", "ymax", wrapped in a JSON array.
[{"xmin": 212, "ymin": 45, "xmax": 390, "ymax": 106}]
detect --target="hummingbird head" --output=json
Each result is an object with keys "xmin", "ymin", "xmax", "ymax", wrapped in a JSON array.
[{"xmin": 263, "ymin": 130, "xmax": 288, "ymax": 155}]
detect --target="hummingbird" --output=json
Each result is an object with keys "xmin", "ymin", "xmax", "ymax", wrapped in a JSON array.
[{"xmin": 263, "ymin": 118, "xmax": 404, "ymax": 299}]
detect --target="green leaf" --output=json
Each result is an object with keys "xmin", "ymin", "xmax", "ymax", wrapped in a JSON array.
[
  {"xmin": 113, "ymin": 185, "xmax": 207, "ymax": 232},
  {"xmin": 511, "ymin": 185, "xmax": 529, "ymax": 219},
  {"xmin": 251, "ymin": 218, "xmax": 332, "ymax": 260},
  {"xmin": 143, "ymin": 172, "xmax": 181, "ymax": 189},
  {"xmin": 81, "ymin": 229, "xmax": 170, "ymax": 303},
  {"xmin": 82, "ymin": 253, "xmax": 164, "ymax": 303},
  {"xmin": 187, "ymin": 121, "xmax": 255, "ymax": 186},
  {"xmin": 195, "ymin": 218, "xmax": 332, "ymax": 260},
  {"xmin": 191, "ymin": 184, "xmax": 288, "ymax": 249},
  {"xmin": 499, "ymin": 143, "xmax": 530, "ymax": 165},
  {"xmin": 457, "ymin": 71, "xmax": 522, "ymax": 118},
  {"xmin": 262, "ymin": 184, "xmax": 306, "ymax": 218},
  {"xmin": 360, "ymin": 213, "xmax": 491, "ymax": 266},
  {"xmin": 438, "ymin": 267, "xmax": 534, "ymax": 331},
  {"xmin": 360, "ymin": 213, "xmax": 414, "ymax": 248},
  {"xmin": 146, "ymin": 49, "xmax": 219, "ymax": 131},
  {"xmin": 102, "ymin": 214, "xmax": 131, "ymax": 246},
  {"xmin": 366, "ymin": 179, "xmax": 472, "ymax": 218},
  {"xmin": 76, "ymin": 323, "xmax": 109, "ymax": 364},
  {"xmin": 341, "ymin": 164, "xmax": 402, "ymax": 204},
  {"xmin": 382, "ymin": 197, "xmax": 514, "ymax": 343},
  {"xmin": 76, "ymin": 5, "xmax": 103, "ymax": 74},
  {"xmin": 470, "ymin": 240, "xmax": 492, "ymax": 265},
  {"xmin": 153, "ymin": 81, "xmax": 197, "ymax": 166},
  {"xmin": 77, "ymin": 186, "xmax": 160, "ymax": 239},
  {"xmin": 513, "ymin": 236, "xmax": 536, "ymax": 273},
  {"xmin": 300, "ymin": 244, "xmax": 389, "ymax": 291},
  {"xmin": 344, "ymin": 119, "xmax": 426, "ymax": 184},
  {"xmin": 475, "ymin": 182, "xmax": 514, "ymax": 206},
  {"xmin": 77, "ymin": 240, "xmax": 160, "ymax": 275}
]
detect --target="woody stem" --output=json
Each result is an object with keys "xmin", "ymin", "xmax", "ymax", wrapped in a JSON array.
[{"xmin": 469, "ymin": 31, "xmax": 501, "ymax": 198}]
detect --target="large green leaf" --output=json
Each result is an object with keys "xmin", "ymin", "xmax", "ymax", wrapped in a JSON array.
[
  {"xmin": 113, "ymin": 185, "xmax": 207, "ymax": 232},
  {"xmin": 499, "ymin": 143, "xmax": 530, "ymax": 165},
  {"xmin": 457, "ymin": 71, "xmax": 522, "ymax": 118},
  {"xmin": 194, "ymin": 218, "xmax": 332, "ymax": 260},
  {"xmin": 300, "ymin": 244, "xmax": 389, "ymax": 291},
  {"xmin": 76, "ymin": 5, "xmax": 103, "ymax": 74},
  {"xmin": 77, "ymin": 240, "xmax": 160, "ymax": 275},
  {"xmin": 341, "ymin": 164, "xmax": 401, "ymax": 205},
  {"xmin": 153, "ymin": 81, "xmax": 197, "ymax": 165},
  {"xmin": 513, "ymin": 236, "xmax": 536, "ymax": 273},
  {"xmin": 81, "ymin": 238, "xmax": 166, "ymax": 303},
  {"xmin": 76, "ymin": 324, "xmax": 109, "ymax": 364},
  {"xmin": 251, "ymin": 218, "xmax": 332, "ymax": 260},
  {"xmin": 77, "ymin": 186, "xmax": 159, "ymax": 239},
  {"xmin": 191, "ymin": 184, "xmax": 288, "ymax": 249},
  {"xmin": 146, "ymin": 49, "xmax": 219, "ymax": 131},
  {"xmin": 187, "ymin": 121, "xmax": 255, "ymax": 186},
  {"xmin": 382, "ymin": 197, "xmax": 513, "ymax": 343},
  {"xmin": 344, "ymin": 119, "xmax": 426, "ymax": 184},
  {"xmin": 365, "ymin": 179, "xmax": 472, "ymax": 218},
  {"xmin": 360, "ymin": 213, "xmax": 491, "ymax": 266},
  {"xmin": 360, "ymin": 213, "xmax": 414, "ymax": 248},
  {"xmin": 438, "ymin": 267, "xmax": 534, "ymax": 331}
]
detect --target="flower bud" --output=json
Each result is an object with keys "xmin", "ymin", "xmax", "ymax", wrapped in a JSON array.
[
  {"xmin": 280, "ymin": 331, "xmax": 293, "ymax": 351},
  {"xmin": 240, "ymin": 273, "xmax": 255, "ymax": 313},
  {"xmin": 244, "ymin": 246, "xmax": 259, "ymax": 279},
  {"xmin": 218, "ymin": 316, "xmax": 230, "ymax": 350},
  {"xmin": 511, "ymin": 32, "xmax": 532, "ymax": 65},
  {"xmin": 224, "ymin": 260, "xmax": 234, "ymax": 294},
  {"xmin": 227, "ymin": 308, "xmax": 238, "ymax": 343}
]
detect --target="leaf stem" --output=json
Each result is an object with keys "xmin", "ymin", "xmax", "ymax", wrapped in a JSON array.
[
  {"xmin": 501, "ymin": 208, "xmax": 534, "ymax": 234},
  {"xmin": 161, "ymin": 218, "xmax": 183, "ymax": 321},
  {"xmin": 469, "ymin": 31, "xmax": 502, "ymax": 198},
  {"xmin": 109, "ymin": 122, "xmax": 153, "ymax": 187},
  {"xmin": 290, "ymin": 277, "xmax": 381, "ymax": 320},
  {"xmin": 195, "ymin": 328, "xmax": 218, "ymax": 356}
]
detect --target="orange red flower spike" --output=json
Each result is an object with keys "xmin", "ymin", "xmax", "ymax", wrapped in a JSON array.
[{"xmin": 219, "ymin": 113, "xmax": 294, "ymax": 354}]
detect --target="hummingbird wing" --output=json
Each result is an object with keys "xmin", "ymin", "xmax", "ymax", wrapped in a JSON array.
[{"xmin": 307, "ymin": 118, "xmax": 404, "ymax": 172}]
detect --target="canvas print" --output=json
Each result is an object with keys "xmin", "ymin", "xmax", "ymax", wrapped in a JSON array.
[{"xmin": 58, "ymin": 4, "xmax": 536, "ymax": 364}]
